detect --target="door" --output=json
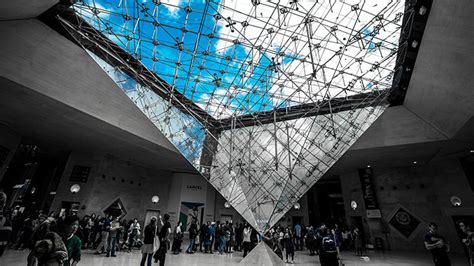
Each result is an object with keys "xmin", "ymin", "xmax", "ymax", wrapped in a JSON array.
[
  {"xmin": 220, "ymin": 214, "xmax": 233, "ymax": 223},
  {"xmin": 292, "ymin": 216, "xmax": 303, "ymax": 228},
  {"xmin": 144, "ymin": 209, "xmax": 161, "ymax": 226}
]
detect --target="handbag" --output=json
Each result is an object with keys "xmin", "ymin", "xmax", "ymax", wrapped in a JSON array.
[{"xmin": 153, "ymin": 226, "xmax": 159, "ymax": 252}]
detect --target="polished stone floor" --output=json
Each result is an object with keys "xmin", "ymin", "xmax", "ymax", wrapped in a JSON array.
[{"xmin": 0, "ymin": 247, "xmax": 467, "ymax": 265}]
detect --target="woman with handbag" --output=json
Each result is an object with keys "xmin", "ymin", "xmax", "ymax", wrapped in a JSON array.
[{"xmin": 140, "ymin": 217, "xmax": 157, "ymax": 266}]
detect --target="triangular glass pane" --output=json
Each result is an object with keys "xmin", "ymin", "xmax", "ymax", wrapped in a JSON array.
[{"xmin": 62, "ymin": 0, "xmax": 406, "ymax": 232}]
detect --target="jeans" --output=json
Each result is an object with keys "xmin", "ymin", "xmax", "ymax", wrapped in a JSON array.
[
  {"xmin": 243, "ymin": 241, "xmax": 250, "ymax": 257},
  {"xmin": 187, "ymin": 238, "xmax": 195, "ymax": 253},
  {"xmin": 96, "ymin": 231, "xmax": 109, "ymax": 253},
  {"xmin": 295, "ymin": 236, "xmax": 301, "ymax": 250},
  {"xmin": 107, "ymin": 236, "xmax": 116, "ymax": 256},
  {"xmin": 218, "ymin": 236, "xmax": 226, "ymax": 254},
  {"xmin": 140, "ymin": 253, "xmax": 152, "ymax": 266},
  {"xmin": 154, "ymin": 240, "xmax": 168, "ymax": 266}
]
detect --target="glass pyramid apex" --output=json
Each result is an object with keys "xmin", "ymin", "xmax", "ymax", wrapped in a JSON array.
[{"xmin": 62, "ymin": 0, "xmax": 406, "ymax": 231}]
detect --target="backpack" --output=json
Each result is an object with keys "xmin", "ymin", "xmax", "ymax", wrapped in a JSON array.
[{"xmin": 322, "ymin": 236, "xmax": 337, "ymax": 253}]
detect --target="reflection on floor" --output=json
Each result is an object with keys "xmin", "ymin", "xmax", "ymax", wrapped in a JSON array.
[{"xmin": 0, "ymin": 248, "xmax": 467, "ymax": 266}]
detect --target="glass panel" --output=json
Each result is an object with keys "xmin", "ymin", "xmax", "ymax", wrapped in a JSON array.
[{"xmin": 70, "ymin": 0, "xmax": 405, "ymax": 231}]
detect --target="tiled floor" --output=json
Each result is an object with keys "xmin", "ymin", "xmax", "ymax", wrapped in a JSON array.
[{"xmin": 0, "ymin": 247, "xmax": 467, "ymax": 265}]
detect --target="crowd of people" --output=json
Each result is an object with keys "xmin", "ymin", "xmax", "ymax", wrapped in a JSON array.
[
  {"xmin": 0, "ymin": 200, "xmax": 365, "ymax": 266},
  {"xmin": 2, "ymin": 190, "xmax": 473, "ymax": 266}
]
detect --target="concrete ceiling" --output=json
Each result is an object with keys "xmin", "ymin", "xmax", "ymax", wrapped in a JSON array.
[
  {"xmin": 0, "ymin": 0, "xmax": 57, "ymax": 20},
  {"xmin": 404, "ymin": 0, "xmax": 474, "ymax": 138},
  {"xmin": 0, "ymin": 77, "xmax": 195, "ymax": 172}
]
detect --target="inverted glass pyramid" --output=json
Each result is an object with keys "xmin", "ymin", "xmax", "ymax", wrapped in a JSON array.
[{"xmin": 62, "ymin": 0, "xmax": 406, "ymax": 231}]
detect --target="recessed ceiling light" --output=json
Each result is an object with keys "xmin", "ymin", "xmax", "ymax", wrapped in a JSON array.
[
  {"xmin": 367, "ymin": 165, "xmax": 371, "ymax": 168},
  {"xmin": 413, "ymin": 161, "xmax": 418, "ymax": 164},
  {"xmin": 470, "ymin": 149, "xmax": 474, "ymax": 153}
]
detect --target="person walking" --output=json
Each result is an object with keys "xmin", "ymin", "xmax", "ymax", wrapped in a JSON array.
[{"xmin": 424, "ymin": 222, "xmax": 451, "ymax": 266}]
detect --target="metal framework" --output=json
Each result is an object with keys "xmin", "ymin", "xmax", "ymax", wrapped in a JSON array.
[{"xmin": 42, "ymin": 0, "xmax": 430, "ymax": 231}]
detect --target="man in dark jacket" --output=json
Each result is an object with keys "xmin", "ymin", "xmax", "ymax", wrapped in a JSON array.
[{"xmin": 199, "ymin": 222, "xmax": 208, "ymax": 252}]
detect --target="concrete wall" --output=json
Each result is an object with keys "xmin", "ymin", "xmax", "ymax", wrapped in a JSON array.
[
  {"xmin": 404, "ymin": 0, "xmax": 474, "ymax": 138},
  {"xmin": 351, "ymin": 106, "xmax": 447, "ymax": 150},
  {"xmin": 50, "ymin": 152, "xmax": 238, "ymax": 227},
  {"xmin": 0, "ymin": 125, "xmax": 21, "ymax": 183},
  {"xmin": 0, "ymin": 19, "xmax": 177, "ymax": 154},
  {"xmin": 50, "ymin": 152, "xmax": 174, "ymax": 224},
  {"xmin": 339, "ymin": 159, "xmax": 474, "ymax": 253}
]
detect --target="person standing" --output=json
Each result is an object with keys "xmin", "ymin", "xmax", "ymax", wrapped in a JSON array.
[
  {"xmin": 140, "ymin": 217, "xmax": 158, "ymax": 266},
  {"xmin": 128, "ymin": 218, "xmax": 141, "ymax": 252},
  {"xmin": 205, "ymin": 222, "xmax": 215, "ymax": 254},
  {"xmin": 172, "ymin": 221, "xmax": 183, "ymax": 254},
  {"xmin": 154, "ymin": 214, "xmax": 171, "ymax": 266},
  {"xmin": 353, "ymin": 227, "xmax": 363, "ymax": 256},
  {"xmin": 424, "ymin": 222, "xmax": 451, "ymax": 266},
  {"xmin": 218, "ymin": 224, "xmax": 227, "ymax": 255},
  {"xmin": 284, "ymin": 228, "xmax": 295, "ymax": 263},
  {"xmin": 242, "ymin": 223, "xmax": 252, "ymax": 257},
  {"xmin": 319, "ymin": 228, "xmax": 340, "ymax": 266},
  {"xmin": 458, "ymin": 221, "xmax": 474, "ymax": 266},
  {"xmin": 95, "ymin": 215, "xmax": 111, "ymax": 254},
  {"xmin": 294, "ymin": 223, "xmax": 302, "ymax": 251},
  {"xmin": 235, "ymin": 223, "xmax": 243, "ymax": 252},
  {"xmin": 106, "ymin": 216, "xmax": 120, "ymax": 257},
  {"xmin": 62, "ymin": 216, "xmax": 82, "ymax": 266},
  {"xmin": 199, "ymin": 222, "xmax": 208, "ymax": 252},
  {"xmin": 186, "ymin": 222, "xmax": 197, "ymax": 254},
  {"xmin": 306, "ymin": 226, "xmax": 316, "ymax": 256},
  {"xmin": 0, "ymin": 191, "xmax": 12, "ymax": 257}
]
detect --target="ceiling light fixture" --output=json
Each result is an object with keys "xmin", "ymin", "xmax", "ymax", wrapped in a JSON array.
[
  {"xmin": 419, "ymin": 6, "xmax": 427, "ymax": 16},
  {"xmin": 411, "ymin": 40, "xmax": 419, "ymax": 48},
  {"xmin": 70, "ymin": 184, "xmax": 81, "ymax": 194}
]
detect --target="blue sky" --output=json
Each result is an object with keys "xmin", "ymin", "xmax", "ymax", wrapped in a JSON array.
[
  {"xmin": 76, "ymin": 0, "xmax": 294, "ymax": 118},
  {"xmin": 75, "ymin": 0, "xmax": 404, "ymax": 119}
]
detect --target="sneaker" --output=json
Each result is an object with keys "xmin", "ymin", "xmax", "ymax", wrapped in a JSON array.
[
  {"xmin": 106, "ymin": 254, "xmax": 110, "ymax": 257},
  {"xmin": 111, "ymin": 255, "xmax": 117, "ymax": 257}
]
